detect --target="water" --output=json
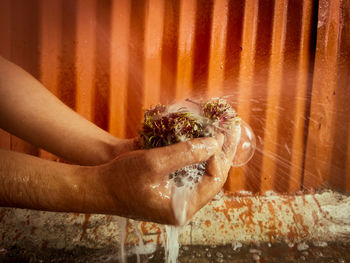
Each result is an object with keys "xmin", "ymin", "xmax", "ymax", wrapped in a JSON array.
[
  {"xmin": 116, "ymin": 99, "xmax": 257, "ymax": 263},
  {"xmin": 117, "ymin": 217, "xmax": 127, "ymax": 263},
  {"xmin": 164, "ymin": 225, "xmax": 180, "ymax": 263}
]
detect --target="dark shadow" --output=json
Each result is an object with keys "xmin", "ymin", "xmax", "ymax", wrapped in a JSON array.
[
  {"xmin": 93, "ymin": 0, "xmax": 112, "ymax": 131},
  {"xmin": 160, "ymin": 0, "xmax": 180, "ymax": 104}
]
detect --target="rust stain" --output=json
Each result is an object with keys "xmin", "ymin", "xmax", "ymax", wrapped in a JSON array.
[
  {"xmin": 312, "ymin": 210, "xmax": 319, "ymax": 225},
  {"xmin": 13, "ymin": 232, "xmax": 22, "ymax": 241},
  {"xmin": 2, "ymin": 231, "xmax": 7, "ymax": 241},
  {"xmin": 140, "ymin": 222, "xmax": 161, "ymax": 235},
  {"xmin": 0, "ymin": 208, "xmax": 9, "ymax": 222},
  {"xmin": 288, "ymin": 202, "xmax": 309, "ymax": 238},
  {"xmin": 30, "ymin": 226, "xmax": 37, "ymax": 235},
  {"xmin": 205, "ymin": 220, "xmax": 211, "ymax": 227},
  {"xmin": 42, "ymin": 240, "xmax": 49, "ymax": 249},
  {"xmin": 80, "ymin": 213, "xmax": 91, "ymax": 241}
]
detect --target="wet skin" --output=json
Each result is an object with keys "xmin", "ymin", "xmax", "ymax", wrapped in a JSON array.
[{"xmin": 0, "ymin": 56, "xmax": 237, "ymax": 225}]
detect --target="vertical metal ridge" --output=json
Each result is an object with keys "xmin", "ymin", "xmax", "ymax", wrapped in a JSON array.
[
  {"xmin": 192, "ymin": 0, "xmax": 214, "ymax": 98},
  {"xmin": 273, "ymin": 0, "xmax": 303, "ymax": 193},
  {"xmin": 246, "ymin": 0, "xmax": 275, "ymax": 193},
  {"xmin": 75, "ymin": 0, "xmax": 96, "ymax": 122},
  {"xmin": 207, "ymin": 0, "xmax": 228, "ymax": 97},
  {"xmin": 288, "ymin": 0, "xmax": 315, "ymax": 192},
  {"xmin": 223, "ymin": 0, "xmax": 244, "ymax": 93},
  {"xmin": 143, "ymin": 0, "xmax": 165, "ymax": 108},
  {"xmin": 92, "ymin": 0, "xmax": 111, "ymax": 131},
  {"xmin": 109, "ymin": 0, "xmax": 131, "ymax": 138},
  {"xmin": 160, "ymin": 0, "xmax": 180, "ymax": 104},
  {"xmin": 0, "ymin": 0, "xmax": 12, "ymax": 60},
  {"xmin": 222, "ymin": 0, "xmax": 245, "ymax": 193},
  {"xmin": 40, "ymin": 0, "xmax": 62, "ymax": 96},
  {"xmin": 327, "ymin": 0, "xmax": 350, "ymax": 192},
  {"xmin": 304, "ymin": 0, "xmax": 343, "ymax": 190},
  {"xmin": 57, "ymin": 0, "xmax": 77, "ymax": 110},
  {"xmin": 126, "ymin": 0, "xmax": 146, "ymax": 138},
  {"xmin": 260, "ymin": 0, "xmax": 288, "ymax": 193},
  {"xmin": 231, "ymin": 0, "xmax": 259, "ymax": 192},
  {"xmin": 175, "ymin": 0, "xmax": 196, "ymax": 101}
]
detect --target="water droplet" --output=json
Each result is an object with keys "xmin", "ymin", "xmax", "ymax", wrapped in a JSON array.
[
  {"xmin": 206, "ymin": 252, "xmax": 212, "ymax": 258},
  {"xmin": 252, "ymin": 254, "xmax": 260, "ymax": 261},
  {"xmin": 297, "ymin": 242, "xmax": 309, "ymax": 251},
  {"xmin": 182, "ymin": 246, "xmax": 189, "ymax": 251}
]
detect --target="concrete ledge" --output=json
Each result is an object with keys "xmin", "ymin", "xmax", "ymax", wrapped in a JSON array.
[{"xmin": 0, "ymin": 191, "xmax": 349, "ymax": 249}]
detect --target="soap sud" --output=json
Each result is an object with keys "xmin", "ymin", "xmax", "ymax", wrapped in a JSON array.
[
  {"xmin": 232, "ymin": 241, "xmax": 242, "ymax": 251},
  {"xmin": 252, "ymin": 254, "xmax": 260, "ymax": 261},
  {"xmin": 213, "ymin": 190, "xmax": 224, "ymax": 200},
  {"xmin": 249, "ymin": 248, "xmax": 262, "ymax": 255},
  {"xmin": 131, "ymin": 243, "xmax": 157, "ymax": 255},
  {"xmin": 287, "ymin": 242, "xmax": 295, "ymax": 248},
  {"xmin": 297, "ymin": 242, "xmax": 309, "ymax": 251},
  {"xmin": 169, "ymin": 162, "xmax": 206, "ymax": 188},
  {"xmin": 312, "ymin": 241, "xmax": 328, "ymax": 247}
]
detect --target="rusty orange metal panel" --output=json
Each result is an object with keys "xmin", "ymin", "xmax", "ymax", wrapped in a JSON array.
[
  {"xmin": 160, "ymin": 0, "xmax": 180, "ymax": 104},
  {"xmin": 57, "ymin": 0, "xmax": 77, "ymax": 110},
  {"xmin": 109, "ymin": 0, "xmax": 131, "ymax": 138},
  {"xmin": 92, "ymin": 0, "xmax": 112, "ymax": 131},
  {"xmin": 0, "ymin": 0, "xmax": 11, "ymax": 60},
  {"xmin": 126, "ymin": 0, "xmax": 146, "ymax": 138},
  {"xmin": 288, "ymin": 0, "xmax": 316, "ymax": 192},
  {"xmin": 75, "ymin": 0, "xmax": 96, "ymax": 121},
  {"xmin": 207, "ymin": 0, "xmax": 228, "ymax": 97},
  {"xmin": 0, "ymin": 0, "xmax": 348, "ymax": 195},
  {"xmin": 259, "ymin": 0, "xmax": 288, "ymax": 193},
  {"xmin": 175, "ymin": 0, "xmax": 196, "ymax": 101},
  {"xmin": 143, "ymin": 0, "xmax": 164, "ymax": 108},
  {"xmin": 304, "ymin": 0, "xmax": 350, "ymax": 193},
  {"xmin": 226, "ymin": 0, "xmax": 259, "ymax": 193},
  {"xmin": 221, "ymin": 0, "xmax": 245, "ymax": 192},
  {"xmin": 39, "ymin": 0, "xmax": 62, "ymax": 97},
  {"xmin": 245, "ymin": 0, "xmax": 275, "ymax": 193}
]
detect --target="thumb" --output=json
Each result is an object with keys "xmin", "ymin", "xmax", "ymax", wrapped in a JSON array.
[{"xmin": 148, "ymin": 137, "xmax": 219, "ymax": 175}]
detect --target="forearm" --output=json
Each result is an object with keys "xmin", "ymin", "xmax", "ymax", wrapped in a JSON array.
[
  {"xmin": 0, "ymin": 56, "xmax": 131, "ymax": 165},
  {"xmin": 0, "ymin": 149, "xmax": 91, "ymax": 212}
]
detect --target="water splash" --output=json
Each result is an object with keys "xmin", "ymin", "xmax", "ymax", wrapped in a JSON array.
[{"xmin": 117, "ymin": 217, "xmax": 127, "ymax": 263}]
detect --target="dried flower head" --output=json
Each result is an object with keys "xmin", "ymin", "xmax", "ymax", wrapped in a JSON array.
[
  {"xmin": 141, "ymin": 105, "xmax": 203, "ymax": 149},
  {"xmin": 201, "ymin": 98, "xmax": 238, "ymax": 131},
  {"xmin": 140, "ymin": 98, "xmax": 238, "ymax": 149}
]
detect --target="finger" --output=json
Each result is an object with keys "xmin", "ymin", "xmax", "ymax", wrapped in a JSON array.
[
  {"xmin": 148, "ymin": 137, "xmax": 219, "ymax": 175},
  {"xmin": 222, "ymin": 124, "xmax": 241, "ymax": 169}
]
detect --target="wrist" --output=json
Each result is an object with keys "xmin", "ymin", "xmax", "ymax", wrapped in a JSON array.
[{"xmin": 73, "ymin": 164, "xmax": 125, "ymax": 215}]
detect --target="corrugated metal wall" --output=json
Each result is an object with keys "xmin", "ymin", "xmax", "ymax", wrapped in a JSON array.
[{"xmin": 0, "ymin": 0, "xmax": 349, "ymax": 194}]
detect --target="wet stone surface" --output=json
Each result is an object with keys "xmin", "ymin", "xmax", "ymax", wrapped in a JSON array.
[{"xmin": 1, "ymin": 242, "xmax": 350, "ymax": 262}]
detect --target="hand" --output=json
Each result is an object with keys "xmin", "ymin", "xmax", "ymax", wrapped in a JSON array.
[{"xmin": 86, "ymin": 128, "xmax": 238, "ymax": 225}]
